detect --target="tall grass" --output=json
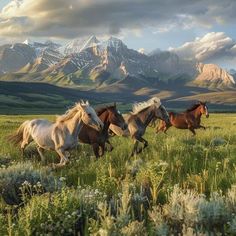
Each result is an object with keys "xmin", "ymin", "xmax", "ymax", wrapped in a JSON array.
[{"xmin": 0, "ymin": 113, "xmax": 235, "ymax": 235}]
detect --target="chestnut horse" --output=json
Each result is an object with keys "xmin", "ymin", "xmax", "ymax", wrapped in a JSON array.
[
  {"xmin": 79, "ymin": 104, "xmax": 127, "ymax": 158},
  {"xmin": 156, "ymin": 101, "xmax": 209, "ymax": 135}
]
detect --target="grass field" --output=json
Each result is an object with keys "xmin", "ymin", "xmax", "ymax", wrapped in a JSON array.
[{"xmin": 0, "ymin": 113, "xmax": 236, "ymax": 235}]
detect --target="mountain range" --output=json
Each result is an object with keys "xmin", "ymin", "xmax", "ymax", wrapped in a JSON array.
[{"xmin": 0, "ymin": 35, "xmax": 235, "ymax": 112}]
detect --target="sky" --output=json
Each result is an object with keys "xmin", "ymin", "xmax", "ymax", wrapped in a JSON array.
[{"xmin": 0, "ymin": 0, "xmax": 236, "ymax": 68}]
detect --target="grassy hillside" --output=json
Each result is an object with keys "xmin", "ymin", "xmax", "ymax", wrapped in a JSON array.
[{"xmin": 0, "ymin": 80, "xmax": 236, "ymax": 114}]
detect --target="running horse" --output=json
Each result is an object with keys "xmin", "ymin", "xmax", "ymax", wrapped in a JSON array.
[
  {"xmin": 78, "ymin": 104, "xmax": 127, "ymax": 158},
  {"xmin": 110, "ymin": 97, "xmax": 170, "ymax": 156},
  {"xmin": 7, "ymin": 101, "xmax": 103, "ymax": 167},
  {"xmin": 156, "ymin": 101, "xmax": 209, "ymax": 135}
]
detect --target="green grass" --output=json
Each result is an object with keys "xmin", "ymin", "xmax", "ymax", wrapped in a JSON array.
[{"xmin": 0, "ymin": 113, "xmax": 236, "ymax": 235}]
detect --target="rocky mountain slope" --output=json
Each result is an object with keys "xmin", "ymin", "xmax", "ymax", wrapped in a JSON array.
[
  {"xmin": 194, "ymin": 63, "xmax": 235, "ymax": 88},
  {"xmin": 0, "ymin": 36, "xmax": 235, "ymax": 93}
]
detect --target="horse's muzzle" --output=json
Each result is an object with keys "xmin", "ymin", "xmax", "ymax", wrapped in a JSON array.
[{"xmin": 206, "ymin": 114, "xmax": 209, "ymax": 118}]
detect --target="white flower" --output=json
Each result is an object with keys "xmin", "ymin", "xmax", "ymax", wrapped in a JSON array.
[{"xmin": 59, "ymin": 177, "xmax": 66, "ymax": 182}]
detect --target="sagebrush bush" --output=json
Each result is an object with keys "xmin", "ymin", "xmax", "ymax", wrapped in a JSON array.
[
  {"xmin": 9, "ymin": 186, "xmax": 106, "ymax": 236},
  {"xmin": 0, "ymin": 162, "xmax": 59, "ymax": 205}
]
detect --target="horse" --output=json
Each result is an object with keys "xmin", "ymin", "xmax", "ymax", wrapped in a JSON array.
[
  {"xmin": 7, "ymin": 101, "xmax": 103, "ymax": 167},
  {"xmin": 78, "ymin": 104, "xmax": 127, "ymax": 158},
  {"xmin": 156, "ymin": 101, "xmax": 209, "ymax": 135},
  {"xmin": 109, "ymin": 97, "xmax": 170, "ymax": 156}
]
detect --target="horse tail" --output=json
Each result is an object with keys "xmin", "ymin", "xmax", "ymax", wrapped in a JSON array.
[{"xmin": 7, "ymin": 120, "xmax": 30, "ymax": 145}]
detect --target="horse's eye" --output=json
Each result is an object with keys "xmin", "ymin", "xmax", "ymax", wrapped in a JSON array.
[{"xmin": 88, "ymin": 113, "xmax": 92, "ymax": 117}]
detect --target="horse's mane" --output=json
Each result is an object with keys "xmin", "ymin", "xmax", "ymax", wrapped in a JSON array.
[
  {"xmin": 186, "ymin": 103, "xmax": 201, "ymax": 112},
  {"xmin": 131, "ymin": 97, "xmax": 161, "ymax": 115},
  {"xmin": 96, "ymin": 105, "xmax": 114, "ymax": 116},
  {"xmin": 56, "ymin": 101, "xmax": 89, "ymax": 122}
]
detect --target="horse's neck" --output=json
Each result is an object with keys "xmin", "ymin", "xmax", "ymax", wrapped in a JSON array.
[
  {"xmin": 190, "ymin": 108, "xmax": 202, "ymax": 119},
  {"xmin": 64, "ymin": 111, "xmax": 83, "ymax": 137},
  {"xmin": 99, "ymin": 111, "xmax": 110, "ymax": 133},
  {"xmin": 139, "ymin": 108, "xmax": 155, "ymax": 127}
]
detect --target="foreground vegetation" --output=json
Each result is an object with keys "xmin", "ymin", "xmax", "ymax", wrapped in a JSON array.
[{"xmin": 0, "ymin": 113, "xmax": 236, "ymax": 235}]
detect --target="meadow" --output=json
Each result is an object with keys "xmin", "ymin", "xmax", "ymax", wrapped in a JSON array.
[{"xmin": 0, "ymin": 113, "xmax": 236, "ymax": 235}]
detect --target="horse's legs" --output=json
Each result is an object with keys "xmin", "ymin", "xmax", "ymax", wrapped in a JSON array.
[
  {"xmin": 199, "ymin": 125, "xmax": 206, "ymax": 130},
  {"xmin": 131, "ymin": 140, "xmax": 139, "ymax": 157},
  {"xmin": 105, "ymin": 140, "xmax": 114, "ymax": 152},
  {"xmin": 156, "ymin": 121, "xmax": 170, "ymax": 134},
  {"xmin": 188, "ymin": 127, "xmax": 196, "ymax": 136},
  {"xmin": 92, "ymin": 143, "xmax": 100, "ymax": 158},
  {"xmin": 136, "ymin": 137, "xmax": 148, "ymax": 153},
  {"xmin": 99, "ymin": 143, "xmax": 105, "ymax": 157},
  {"xmin": 138, "ymin": 137, "xmax": 148, "ymax": 148},
  {"xmin": 55, "ymin": 148, "xmax": 69, "ymax": 166},
  {"xmin": 20, "ymin": 129, "xmax": 32, "ymax": 156},
  {"xmin": 37, "ymin": 146, "xmax": 46, "ymax": 164}
]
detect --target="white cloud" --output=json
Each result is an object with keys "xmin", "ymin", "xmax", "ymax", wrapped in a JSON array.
[
  {"xmin": 0, "ymin": 0, "xmax": 236, "ymax": 39},
  {"xmin": 170, "ymin": 32, "xmax": 236, "ymax": 62}
]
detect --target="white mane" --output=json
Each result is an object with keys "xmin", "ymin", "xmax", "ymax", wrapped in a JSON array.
[
  {"xmin": 131, "ymin": 97, "xmax": 161, "ymax": 114},
  {"xmin": 56, "ymin": 100, "xmax": 89, "ymax": 122}
]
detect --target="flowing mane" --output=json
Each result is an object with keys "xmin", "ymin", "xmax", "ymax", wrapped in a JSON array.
[
  {"xmin": 186, "ymin": 103, "xmax": 201, "ymax": 112},
  {"xmin": 131, "ymin": 97, "xmax": 161, "ymax": 115},
  {"xmin": 56, "ymin": 101, "xmax": 89, "ymax": 122}
]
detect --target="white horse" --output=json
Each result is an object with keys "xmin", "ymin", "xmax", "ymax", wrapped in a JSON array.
[{"xmin": 8, "ymin": 101, "xmax": 103, "ymax": 166}]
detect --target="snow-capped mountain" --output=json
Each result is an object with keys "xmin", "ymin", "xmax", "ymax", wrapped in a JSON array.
[
  {"xmin": 23, "ymin": 39, "xmax": 61, "ymax": 56},
  {"xmin": 60, "ymin": 35, "xmax": 100, "ymax": 55},
  {"xmin": 0, "ymin": 36, "xmax": 235, "ymax": 89}
]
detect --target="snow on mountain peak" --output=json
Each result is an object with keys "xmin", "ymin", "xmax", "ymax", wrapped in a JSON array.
[
  {"xmin": 62, "ymin": 35, "xmax": 100, "ymax": 55},
  {"xmin": 23, "ymin": 39, "xmax": 34, "ymax": 45}
]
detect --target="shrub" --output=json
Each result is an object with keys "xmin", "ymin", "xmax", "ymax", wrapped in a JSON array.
[
  {"xmin": 0, "ymin": 162, "xmax": 59, "ymax": 205},
  {"xmin": 10, "ymin": 186, "xmax": 106, "ymax": 236}
]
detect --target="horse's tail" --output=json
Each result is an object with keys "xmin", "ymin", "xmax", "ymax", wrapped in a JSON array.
[{"xmin": 7, "ymin": 120, "xmax": 30, "ymax": 145}]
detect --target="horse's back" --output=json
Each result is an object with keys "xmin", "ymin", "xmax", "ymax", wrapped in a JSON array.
[
  {"xmin": 169, "ymin": 112, "xmax": 189, "ymax": 128},
  {"xmin": 28, "ymin": 119, "xmax": 55, "ymax": 149}
]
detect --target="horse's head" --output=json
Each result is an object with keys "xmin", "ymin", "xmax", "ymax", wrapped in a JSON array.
[
  {"xmin": 199, "ymin": 101, "xmax": 209, "ymax": 118},
  {"xmin": 154, "ymin": 104, "xmax": 170, "ymax": 124},
  {"xmin": 107, "ymin": 103, "xmax": 128, "ymax": 130},
  {"xmin": 79, "ymin": 101, "xmax": 103, "ymax": 131}
]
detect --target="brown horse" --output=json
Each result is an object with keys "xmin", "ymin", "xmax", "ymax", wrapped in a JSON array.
[
  {"xmin": 109, "ymin": 97, "xmax": 170, "ymax": 156},
  {"xmin": 78, "ymin": 104, "xmax": 127, "ymax": 158},
  {"xmin": 156, "ymin": 101, "xmax": 209, "ymax": 135}
]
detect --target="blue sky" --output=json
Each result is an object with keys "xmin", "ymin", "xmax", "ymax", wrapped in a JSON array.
[{"xmin": 0, "ymin": 0, "xmax": 235, "ymax": 68}]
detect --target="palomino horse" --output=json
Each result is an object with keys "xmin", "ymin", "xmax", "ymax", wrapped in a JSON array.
[
  {"xmin": 156, "ymin": 101, "xmax": 209, "ymax": 135},
  {"xmin": 79, "ymin": 104, "xmax": 127, "ymax": 158},
  {"xmin": 8, "ymin": 101, "xmax": 103, "ymax": 167},
  {"xmin": 110, "ymin": 97, "xmax": 170, "ymax": 156}
]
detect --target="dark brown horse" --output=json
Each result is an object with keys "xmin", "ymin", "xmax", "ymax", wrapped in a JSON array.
[
  {"xmin": 156, "ymin": 101, "xmax": 209, "ymax": 135},
  {"xmin": 78, "ymin": 104, "xmax": 127, "ymax": 158}
]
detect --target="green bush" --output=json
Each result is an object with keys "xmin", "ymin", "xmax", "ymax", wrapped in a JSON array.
[{"xmin": 0, "ymin": 162, "xmax": 59, "ymax": 205}]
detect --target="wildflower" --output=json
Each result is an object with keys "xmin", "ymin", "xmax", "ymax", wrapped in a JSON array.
[{"xmin": 59, "ymin": 176, "xmax": 66, "ymax": 181}]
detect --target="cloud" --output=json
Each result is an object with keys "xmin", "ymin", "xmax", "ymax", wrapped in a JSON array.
[
  {"xmin": 0, "ymin": 0, "xmax": 236, "ymax": 39},
  {"xmin": 170, "ymin": 32, "xmax": 236, "ymax": 63}
]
